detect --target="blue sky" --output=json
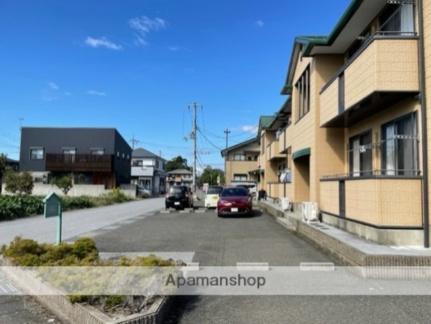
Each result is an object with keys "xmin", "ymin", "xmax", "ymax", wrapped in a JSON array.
[{"xmin": 0, "ymin": 0, "xmax": 350, "ymax": 168}]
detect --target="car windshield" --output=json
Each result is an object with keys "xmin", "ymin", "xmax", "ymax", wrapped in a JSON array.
[
  {"xmin": 220, "ymin": 187, "xmax": 249, "ymax": 197},
  {"xmin": 169, "ymin": 187, "xmax": 185, "ymax": 194},
  {"xmin": 207, "ymin": 187, "xmax": 223, "ymax": 195}
]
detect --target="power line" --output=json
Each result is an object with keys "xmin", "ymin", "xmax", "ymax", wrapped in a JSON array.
[{"xmin": 198, "ymin": 128, "xmax": 223, "ymax": 151}]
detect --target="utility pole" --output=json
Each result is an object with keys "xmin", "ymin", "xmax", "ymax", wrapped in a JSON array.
[
  {"xmin": 189, "ymin": 102, "xmax": 201, "ymax": 193},
  {"xmin": 224, "ymin": 128, "xmax": 231, "ymax": 148},
  {"xmin": 130, "ymin": 135, "xmax": 140, "ymax": 150}
]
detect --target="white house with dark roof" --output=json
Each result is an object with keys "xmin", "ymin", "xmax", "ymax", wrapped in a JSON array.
[{"xmin": 131, "ymin": 148, "xmax": 166, "ymax": 195}]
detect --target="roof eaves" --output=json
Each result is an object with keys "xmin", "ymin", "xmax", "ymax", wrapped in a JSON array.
[
  {"xmin": 281, "ymin": 0, "xmax": 363, "ymax": 93},
  {"xmin": 220, "ymin": 137, "xmax": 258, "ymax": 157},
  {"xmin": 303, "ymin": 0, "xmax": 364, "ymax": 56}
]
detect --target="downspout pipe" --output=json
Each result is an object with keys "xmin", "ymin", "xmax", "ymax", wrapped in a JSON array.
[{"xmin": 417, "ymin": 0, "xmax": 429, "ymax": 248}]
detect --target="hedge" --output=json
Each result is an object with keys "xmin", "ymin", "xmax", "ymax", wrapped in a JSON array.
[{"xmin": 0, "ymin": 189, "xmax": 134, "ymax": 221}]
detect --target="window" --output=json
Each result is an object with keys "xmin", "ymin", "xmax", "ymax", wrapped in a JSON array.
[
  {"xmin": 233, "ymin": 153, "xmax": 245, "ymax": 161},
  {"xmin": 62, "ymin": 148, "xmax": 76, "ymax": 162},
  {"xmin": 349, "ymin": 131, "xmax": 372, "ymax": 177},
  {"xmin": 90, "ymin": 148, "xmax": 105, "ymax": 155},
  {"xmin": 30, "ymin": 147, "xmax": 44, "ymax": 160},
  {"xmin": 295, "ymin": 66, "xmax": 310, "ymax": 120},
  {"xmin": 220, "ymin": 187, "xmax": 248, "ymax": 197},
  {"xmin": 132, "ymin": 159, "xmax": 143, "ymax": 167},
  {"xmin": 379, "ymin": 2, "xmax": 415, "ymax": 35},
  {"xmin": 346, "ymin": 26, "xmax": 372, "ymax": 59},
  {"xmin": 62, "ymin": 148, "xmax": 76, "ymax": 155},
  {"xmin": 381, "ymin": 113, "xmax": 419, "ymax": 176},
  {"xmin": 233, "ymin": 174, "xmax": 248, "ymax": 181}
]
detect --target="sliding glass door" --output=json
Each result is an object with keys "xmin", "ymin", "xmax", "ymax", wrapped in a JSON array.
[{"xmin": 381, "ymin": 113, "xmax": 418, "ymax": 176}]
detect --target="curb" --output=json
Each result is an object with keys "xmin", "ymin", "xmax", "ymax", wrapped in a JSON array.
[
  {"xmin": 0, "ymin": 258, "xmax": 172, "ymax": 324},
  {"xmin": 259, "ymin": 201, "xmax": 431, "ymax": 267}
]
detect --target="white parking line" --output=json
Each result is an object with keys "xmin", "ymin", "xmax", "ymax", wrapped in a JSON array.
[
  {"xmin": 300, "ymin": 262, "xmax": 335, "ymax": 271},
  {"xmin": 236, "ymin": 262, "xmax": 270, "ymax": 271}
]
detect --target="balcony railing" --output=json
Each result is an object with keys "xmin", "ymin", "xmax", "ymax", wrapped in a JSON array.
[
  {"xmin": 46, "ymin": 154, "xmax": 113, "ymax": 173},
  {"xmin": 320, "ymin": 35, "xmax": 419, "ymax": 127},
  {"xmin": 321, "ymin": 169, "xmax": 421, "ymax": 180}
]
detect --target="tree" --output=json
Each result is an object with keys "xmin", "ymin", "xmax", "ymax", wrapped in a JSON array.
[
  {"xmin": 0, "ymin": 154, "xmax": 7, "ymax": 194},
  {"xmin": 5, "ymin": 171, "xmax": 34, "ymax": 195},
  {"xmin": 51, "ymin": 175, "xmax": 73, "ymax": 195},
  {"xmin": 198, "ymin": 166, "xmax": 225, "ymax": 186},
  {"xmin": 165, "ymin": 156, "xmax": 190, "ymax": 172}
]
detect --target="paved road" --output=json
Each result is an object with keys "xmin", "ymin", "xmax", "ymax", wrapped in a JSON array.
[
  {"xmin": 0, "ymin": 198, "xmax": 164, "ymax": 245},
  {"xmin": 94, "ymin": 208, "xmax": 431, "ymax": 324}
]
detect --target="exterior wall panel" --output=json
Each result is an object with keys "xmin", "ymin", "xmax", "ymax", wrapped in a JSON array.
[
  {"xmin": 345, "ymin": 39, "xmax": 419, "ymax": 109},
  {"xmin": 344, "ymin": 179, "xmax": 422, "ymax": 227}
]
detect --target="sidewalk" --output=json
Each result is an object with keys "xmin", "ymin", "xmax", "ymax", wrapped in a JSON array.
[{"xmin": 259, "ymin": 199, "xmax": 431, "ymax": 266}]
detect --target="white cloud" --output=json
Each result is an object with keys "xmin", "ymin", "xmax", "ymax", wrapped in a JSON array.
[
  {"xmin": 84, "ymin": 36, "xmax": 123, "ymax": 50},
  {"xmin": 87, "ymin": 90, "xmax": 107, "ymax": 96},
  {"xmin": 64, "ymin": 91, "xmax": 72, "ymax": 96},
  {"xmin": 256, "ymin": 20, "xmax": 264, "ymax": 28},
  {"xmin": 48, "ymin": 82, "xmax": 59, "ymax": 90},
  {"xmin": 168, "ymin": 46, "xmax": 180, "ymax": 51},
  {"xmin": 240, "ymin": 125, "xmax": 258, "ymax": 134},
  {"xmin": 129, "ymin": 16, "xmax": 167, "ymax": 46}
]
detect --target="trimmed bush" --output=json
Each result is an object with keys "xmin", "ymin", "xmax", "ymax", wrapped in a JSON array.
[
  {"xmin": 1, "ymin": 237, "xmax": 99, "ymax": 266},
  {"xmin": 0, "ymin": 189, "xmax": 133, "ymax": 221},
  {"xmin": 0, "ymin": 195, "xmax": 43, "ymax": 221}
]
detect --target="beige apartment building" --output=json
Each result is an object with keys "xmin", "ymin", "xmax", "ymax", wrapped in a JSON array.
[
  {"xmin": 221, "ymin": 138, "xmax": 260, "ymax": 185},
  {"xmin": 253, "ymin": 0, "xmax": 431, "ymax": 246}
]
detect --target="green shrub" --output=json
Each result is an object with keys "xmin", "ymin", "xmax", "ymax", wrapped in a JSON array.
[
  {"xmin": 1, "ymin": 237, "xmax": 99, "ymax": 266},
  {"xmin": 50, "ymin": 175, "xmax": 73, "ymax": 195},
  {"xmin": 98, "ymin": 188, "xmax": 132, "ymax": 206},
  {"xmin": 0, "ymin": 189, "xmax": 133, "ymax": 222},
  {"xmin": 105, "ymin": 295, "xmax": 126, "ymax": 308},
  {"xmin": 0, "ymin": 195, "xmax": 43, "ymax": 221},
  {"xmin": 61, "ymin": 196, "xmax": 94, "ymax": 210},
  {"xmin": 4, "ymin": 171, "xmax": 34, "ymax": 195}
]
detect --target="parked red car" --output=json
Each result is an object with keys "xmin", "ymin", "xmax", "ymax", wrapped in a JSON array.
[{"xmin": 217, "ymin": 187, "xmax": 253, "ymax": 217}]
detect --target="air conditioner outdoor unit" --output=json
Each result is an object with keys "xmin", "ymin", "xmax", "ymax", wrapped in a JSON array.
[
  {"xmin": 280, "ymin": 197, "xmax": 291, "ymax": 211},
  {"xmin": 302, "ymin": 202, "xmax": 319, "ymax": 223}
]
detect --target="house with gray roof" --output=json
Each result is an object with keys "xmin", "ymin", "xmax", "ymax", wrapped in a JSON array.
[{"xmin": 131, "ymin": 148, "xmax": 166, "ymax": 195}]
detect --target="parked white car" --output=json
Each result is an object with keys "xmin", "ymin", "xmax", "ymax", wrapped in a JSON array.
[{"xmin": 205, "ymin": 186, "xmax": 223, "ymax": 208}]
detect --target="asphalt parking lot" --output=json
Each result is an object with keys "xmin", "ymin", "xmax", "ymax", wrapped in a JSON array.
[
  {"xmin": 93, "ymin": 207, "xmax": 431, "ymax": 324},
  {"xmin": 94, "ymin": 207, "xmax": 330, "ymax": 266}
]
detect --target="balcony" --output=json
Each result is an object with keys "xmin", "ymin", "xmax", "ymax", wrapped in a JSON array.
[
  {"xmin": 266, "ymin": 140, "xmax": 286, "ymax": 161},
  {"xmin": 131, "ymin": 166, "xmax": 154, "ymax": 177},
  {"xmin": 319, "ymin": 174, "xmax": 422, "ymax": 227},
  {"xmin": 46, "ymin": 154, "xmax": 113, "ymax": 173},
  {"xmin": 278, "ymin": 126, "xmax": 292, "ymax": 154},
  {"xmin": 320, "ymin": 36, "xmax": 419, "ymax": 127}
]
